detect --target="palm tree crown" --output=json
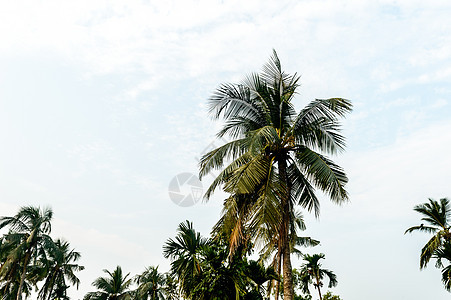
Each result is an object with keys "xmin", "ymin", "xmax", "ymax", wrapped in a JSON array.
[
  {"xmin": 298, "ymin": 253, "xmax": 337, "ymax": 300},
  {"xmin": 84, "ymin": 266, "xmax": 132, "ymax": 300},
  {"xmin": 134, "ymin": 266, "xmax": 166, "ymax": 300},
  {"xmin": 163, "ymin": 221, "xmax": 208, "ymax": 299},
  {"xmin": 405, "ymin": 198, "xmax": 451, "ymax": 268}
]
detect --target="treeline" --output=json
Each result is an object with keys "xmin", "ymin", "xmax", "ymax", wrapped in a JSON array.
[
  {"xmin": 0, "ymin": 206, "xmax": 341, "ymax": 300},
  {"xmin": 0, "ymin": 206, "xmax": 83, "ymax": 300},
  {"xmin": 3, "ymin": 196, "xmax": 451, "ymax": 299}
]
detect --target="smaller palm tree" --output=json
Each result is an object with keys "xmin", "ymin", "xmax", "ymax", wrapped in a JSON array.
[
  {"xmin": 84, "ymin": 266, "xmax": 132, "ymax": 300},
  {"xmin": 163, "ymin": 220, "xmax": 208, "ymax": 298},
  {"xmin": 244, "ymin": 260, "xmax": 278, "ymax": 296},
  {"xmin": 405, "ymin": 198, "xmax": 451, "ymax": 268},
  {"xmin": 298, "ymin": 253, "xmax": 337, "ymax": 300},
  {"xmin": 134, "ymin": 266, "xmax": 166, "ymax": 300},
  {"xmin": 38, "ymin": 238, "xmax": 84, "ymax": 300},
  {"xmin": 162, "ymin": 274, "xmax": 179, "ymax": 300}
]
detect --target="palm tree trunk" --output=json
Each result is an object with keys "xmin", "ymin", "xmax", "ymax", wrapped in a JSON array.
[
  {"xmin": 274, "ymin": 250, "xmax": 282, "ymax": 300},
  {"xmin": 16, "ymin": 251, "xmax": 31, "ymax": 300},
  {"xmin": 315, "ymin": 274, "xmax": 323, "ymax": 300},
  {"xmin": 278, "ymin": 158, "xmax": 294, "ymax": 300},
  {"xmin": 282, "ymin": 237, "xmax": 293, "ymax": 300},
  {"xmin": 267, "ymin": 256, "xmax": 275, "ymax": 298}
]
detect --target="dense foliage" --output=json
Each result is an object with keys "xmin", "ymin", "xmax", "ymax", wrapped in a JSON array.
[
  {"xmin": 163, "ymin": 220, "xmax": 278, "ymax": 299},
  {"xmin": 0, "ymin": 206, "xmax": 84, "ymax": 300}
]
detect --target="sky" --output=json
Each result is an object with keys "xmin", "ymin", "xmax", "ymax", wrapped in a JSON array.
[{"xmin": 0, "ymin": 0, "xmax": 451, "ymax": 299}]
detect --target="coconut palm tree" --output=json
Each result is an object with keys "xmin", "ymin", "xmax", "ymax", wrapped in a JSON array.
[
  {"xmin": 37, "ymin": 238, "xmax": 84, "ymax": 300},
  {"xmin": 134, "ymin": 266, "xmax": 166, "ymax": 300},
  {"xmin": 84, "ymin": 266, "xmax": 132, "ymax": 300},
  {"xmin": 0, "ymin": 206, "xmax": 54, "ymax": 300},
  {"xmin": 199, "ymin": 50, "xmax": 351, "ymax": 299},
  {"xmin": 405, "ymin": 198, "xmax": 451, "ymax": 268},
  {"xmin": 298, "ymin": 253, "xmax": 337, "ymax": 300}
]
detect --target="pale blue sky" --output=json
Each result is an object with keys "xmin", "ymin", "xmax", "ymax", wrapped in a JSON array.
[{"xmin": 1, "ymin": 1, "xmax": 451, "ymax": 299}]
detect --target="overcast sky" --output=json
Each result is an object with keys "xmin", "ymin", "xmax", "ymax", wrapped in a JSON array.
[{"xmin": 1, "ymin": 1, "xmax": 451, "ymax": 299}]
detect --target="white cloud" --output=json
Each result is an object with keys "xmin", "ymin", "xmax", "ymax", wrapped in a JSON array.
[
  {"xmin": 430, "ymin": 98, "xmax": 448, "ymax": 109},
  {"xmin": 418, "ymin": 66, "xmax": 451, "ymax": 83}
]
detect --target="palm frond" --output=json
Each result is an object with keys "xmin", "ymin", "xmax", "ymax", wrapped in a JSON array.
[
  {"xmin": 288, "ymin": 163, "xmax": 320, "ymax": 217},
  {"xmin": 295, "ymin": 147, "xmax": 348, "ymax": 203},
  {"xmin": 199, "ymin": 138, "xmax": 248, "ymax": 179}
]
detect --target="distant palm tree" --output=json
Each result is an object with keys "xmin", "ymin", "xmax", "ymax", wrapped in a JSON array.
[
  {"xmin": 298, "ymin": 253, "xmax": 337, "ymax": 300},
  {"xmin": 162, "ymin": 274, "xmax": 179, "ymax": 300},
  {"xmin": 405, "ymin": 198, "xmax": 451, "ymax": 268},
  {"xmin": 134, "ymin": 266, "xmax": 165, "ymax": 300},
  {"xmin": 195, "ymin": 240, "xmax": 246, "ymax": 300},
  {"xmin": 199, "ymin": 50, "xmax": 351, "ymax": 299},
  {"xmin": 163, "ymin": 220, "xmax": 208, "ymax": 298},
  {"xmin": 165, "ymin": 221, "xmax": 263, "ymax": 299},
  {"xmin": 38, "ymin": 238, "xmax": 84, "ymax": 300},
  {"xmin": 84, "ymin": 266, "xmax": 132, "ymax": 300},
  {"xmin": 244, "ymin": 260, "xmax": 278, "ymax": 297},
  {"xmin": 0, "ymin": 206, "xmax": 53, "ymax": 300}
]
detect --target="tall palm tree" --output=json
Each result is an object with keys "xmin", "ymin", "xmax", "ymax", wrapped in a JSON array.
[
  {"xmin": 199, "ymin": 50, "xmax": 351, "ymax": 299},
  {"xmin": 134, "ymin": 266, "xmax": 165, "ymax": 300},
  {"xmin": 405, "ymin": 198, "xmax": 451, "ymax": 268},
  {"xmin": 84, "ymin": 266, "xmax": 132, "ymax": 300},
  {"xmin": 38, "ymin": 238, "xmax": 84, "ymax": 300},
  {"xmin": 0, "ymin": 206, "xmax": 54, "ymax": 300},
  {"xmin": 298, "ymin": 253, "xmax": 337, "ymax": 300}
]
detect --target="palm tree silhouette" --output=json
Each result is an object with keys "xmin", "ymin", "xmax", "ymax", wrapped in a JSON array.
[
  {"xmin": 200, "ymin": 50, "xmax": 351, "ymax": 299},
  {"xmin": 84, "ymin": 266, "xmax": 132, "ymax": 300},
  {"xmin": 298, "ymin": 253, "xmax": 337, "ymax": 300},
  {"xmin": 405, "ymin": 198, "xmax": 451, "ymax": 268}
]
